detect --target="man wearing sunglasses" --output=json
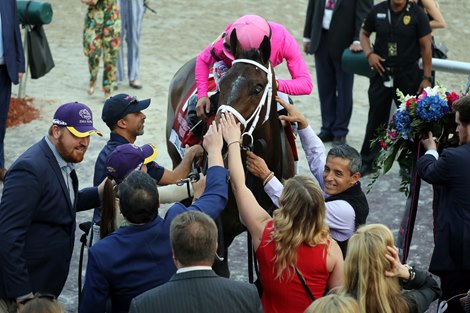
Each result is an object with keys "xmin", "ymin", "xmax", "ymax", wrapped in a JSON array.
[{"xmin": 91, "ymin": 94, "xmax": 204, "ymax": 245}]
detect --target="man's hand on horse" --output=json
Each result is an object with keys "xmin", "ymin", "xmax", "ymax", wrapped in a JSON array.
[
  {"xmin": 246, "ymin": 151, "xmax": 271, "ymax": 180},
  {"xmin": 220, "ymin": 113, "xmax": 241, "ymax": 145},
  {"xmin": 184, "ymin": 144, "xmax": 204, "ymax": 167},
  {"xmin": 196, "ymin": 96, "xmax": 211, "ymax": 120},
  {"xmin": 276, "ymin": 96, "xmax": 309, "ymax": 129}
]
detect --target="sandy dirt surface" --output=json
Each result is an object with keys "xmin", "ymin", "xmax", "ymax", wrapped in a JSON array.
[{"xmin": 2, "ymin": 0, "xmax": 470, "ymax": 311}]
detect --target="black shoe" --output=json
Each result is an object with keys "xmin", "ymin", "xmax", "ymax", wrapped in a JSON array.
[
  {"xmin": 333, "ymin": 136, "xmax": 346, "ymax": 145},
  {"xmin": 129, "ymin": 81, "xmax": 143, "ymax": 89},
  {"xmin": 360, "ymin": 163, "xmax": 377, "ymax": 177},
  {"xmin": 318, "ymin": 131, "xmax": 334, "ymax": 142}
]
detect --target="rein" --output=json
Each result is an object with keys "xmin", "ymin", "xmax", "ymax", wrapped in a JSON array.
[{"xmin": 217, "ymin": 58, "xmax": 273, "ymax": 148}]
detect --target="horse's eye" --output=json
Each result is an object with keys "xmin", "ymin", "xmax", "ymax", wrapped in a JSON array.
[{"xmin": 254, "ymin": 85, "xmax": 263, "ymax": 95}]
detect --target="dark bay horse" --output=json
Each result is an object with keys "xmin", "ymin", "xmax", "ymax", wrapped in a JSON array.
[{"xmin": 166, "ymin": 31, "xmax": 295, "ymax": 276}]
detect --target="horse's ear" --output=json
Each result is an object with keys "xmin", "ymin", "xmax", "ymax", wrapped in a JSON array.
[
  {"xmin": 230, "ymin": 29, "xmax": 242, "ymax": 59},
  {"xmin": 259, "ymin": 35, "xmax": 271, "ymax": 64}
]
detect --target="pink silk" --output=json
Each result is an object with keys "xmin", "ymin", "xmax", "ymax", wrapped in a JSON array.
[{"xmin": 195, "ymin": 21, "xmax": 313, "ymax": 98}]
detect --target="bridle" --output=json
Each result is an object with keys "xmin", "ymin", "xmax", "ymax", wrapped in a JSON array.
[{"xmin": 217, "ymin": 58, "xmax": 273, "ymax": 148}]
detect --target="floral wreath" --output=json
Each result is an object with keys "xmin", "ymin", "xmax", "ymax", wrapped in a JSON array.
[{"xmin": 368, "ymin": 84, "xmax": 465, "ymax": 195}]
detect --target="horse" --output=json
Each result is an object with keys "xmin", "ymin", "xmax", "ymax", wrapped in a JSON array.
[{"xmin": 166, "ymin": 30, "xmax": 296, "ymax": 277}]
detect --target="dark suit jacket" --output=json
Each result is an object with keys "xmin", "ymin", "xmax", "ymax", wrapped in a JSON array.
[
  {"xmin": 0, "ymin": 0, "xmax": 25, "ymax": 83},
  {"xmin": 79, "ymin": 166, "xmax": 229, "ymax": 313},
  {"xmin": 129, "ymin": 270, "xmax": 263, "ymax": 313},
  {"xmin": 303, "ymin": 0, "xmax": 373, "ymax": 60},
  {"xmin": 0, "ymin": 138, "xmax": 100, "ymax": 298},
  {"xmin": 417, "ymin": 144, "xmax": 470, "ymax": 273}
]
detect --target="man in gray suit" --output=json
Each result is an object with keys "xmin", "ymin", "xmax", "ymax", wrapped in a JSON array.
[{"xmin": 129, "ymin": 211, "xmax": 263, "ymax": 313}]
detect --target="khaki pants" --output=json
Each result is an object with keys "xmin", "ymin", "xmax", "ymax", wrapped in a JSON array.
[{"xmin": 0, "ymin": 299, "xmax": 16, "ymax": 313}]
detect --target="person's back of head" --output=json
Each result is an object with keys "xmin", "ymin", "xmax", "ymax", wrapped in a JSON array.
[
  {"xmin": 118, "ymin": 171, "xmax": 159, "ymax": 224},
  {"xmin": 343, "ymin": 224, "xmax": 408, "ymax": 313},
  {"xmin": 19, "ymin": 295, "xmax": 64, "ymax": 313},
  {"xmin": 170, "ymin": 211, "xmax": 218, "ymax": 267},
  {"xmin": 327, "ymin": 144, "xmax": 362, "ymax": 175},
  {"xmin": 304, "ymin": 294, "xmax": 360, "ymax": 313},
  {"xmin": 453, "ymin": 95, "xmax": 470, "ymax": 125},
  {"xmin": 272, "ymin": 175, "xmax": 329, "ymax": 279}
]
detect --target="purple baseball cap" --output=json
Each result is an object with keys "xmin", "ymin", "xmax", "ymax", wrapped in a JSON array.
[
  {"xmin": 106, "ymin": 143, "xmax": 158, "ymax": 182},
  {"xmin": 102, "ymin": 94, "xmax": 151, "ymax": 128},
  {"xmin": 52, "ymin": 102, "xmax": 102, "ymax": 137}
]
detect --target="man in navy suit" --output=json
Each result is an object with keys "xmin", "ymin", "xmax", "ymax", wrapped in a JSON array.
[
  {"xmin": 418, "ymin": 95, "xmax": 470, "ymax": 313},
  {"xmin": 79, "ymin": 122, "xmax": 229, "ymax": 313},
  {"xmin": 0, "ymin": 102, "xmax": 102, "ymax": 312},
  {"xmin": 0, "ymin": 0, "xmax": 25, "ymax": 181},
  {"xmin": 129, "ymin": 210, "xmax": 263, "ymax": 313},
  {"xmin": 303, "ymin": 0, "xmax": 372, "ymax": 144}
]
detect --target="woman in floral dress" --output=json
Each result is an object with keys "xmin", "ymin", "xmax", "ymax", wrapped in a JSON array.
[{"xmin": 82, "ymin": 0, "xmax": 120, "ymax": 98}]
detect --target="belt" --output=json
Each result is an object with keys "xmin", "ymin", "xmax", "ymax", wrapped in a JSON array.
[{"xmin": 386, "ymin": 63, "xmax": 418, "ymax": 74}]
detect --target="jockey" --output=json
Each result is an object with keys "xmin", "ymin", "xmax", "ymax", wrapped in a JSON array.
[{"xmin": 193, "ymin": 14, "xmax": 313, "ymax": 121}]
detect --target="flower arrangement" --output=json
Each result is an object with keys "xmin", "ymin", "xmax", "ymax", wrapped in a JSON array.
[{"xmin": 369, "ymin": 84, "xmax": 463, "ymax": 195}]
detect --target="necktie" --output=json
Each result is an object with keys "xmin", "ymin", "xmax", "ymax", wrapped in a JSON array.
[{"xmin": 64, "ymin": 167, "xmax": 78, "ymax": 205}]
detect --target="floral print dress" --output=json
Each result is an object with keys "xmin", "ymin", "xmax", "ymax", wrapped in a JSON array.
[{"xmin": 83, "ymin": 0, "xmax": 121, "ymax": 95}]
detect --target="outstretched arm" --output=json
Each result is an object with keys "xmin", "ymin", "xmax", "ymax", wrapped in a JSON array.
[
  {"xmin": 158, "ymin": 145, "xmax": 204, "ymax": 185},
  {"xmin": 220, "ymin": 113, "xmax": 271, "ymax": 249}
]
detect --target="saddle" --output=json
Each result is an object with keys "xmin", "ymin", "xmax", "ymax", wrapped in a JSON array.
[{"xmin": 168, "ymin": 77, "xmax": 298, "ymax": 161}]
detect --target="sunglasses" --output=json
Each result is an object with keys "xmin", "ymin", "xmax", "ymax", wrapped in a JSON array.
[
  {"xmin": 118, "ymin": 97, "xmax": 139, "ymax": 119},
  {"xmin": 18, "ymin": 293, "xmax": 56, "ymax": 306}
]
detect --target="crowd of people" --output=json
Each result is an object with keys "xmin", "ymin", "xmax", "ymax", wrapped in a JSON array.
[{"xmin": 1, "ymin": 0, "xmax": 470, "ymax": 313}]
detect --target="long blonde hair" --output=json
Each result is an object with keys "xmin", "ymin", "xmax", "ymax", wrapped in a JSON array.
[
  {"xmin": 341, "ymin": 224, "xmax": 409, "ymax": 313},
  {"xmin": 304, "ymin": 294, "xmax": 360, "ymax": 313},
  {"xmin": 271, "ymin": 175, "xmax": 330, "ymax": 279}
]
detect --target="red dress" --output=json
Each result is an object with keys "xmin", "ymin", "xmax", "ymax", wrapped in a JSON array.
[{"xmin": 256, "ymin": 220, "xmax": 329, "ymax": 313}]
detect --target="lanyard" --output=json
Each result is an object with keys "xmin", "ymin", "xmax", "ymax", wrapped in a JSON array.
[{"xmin": 387, "ymin": 3, "xmax": 410, "ymax": 39}]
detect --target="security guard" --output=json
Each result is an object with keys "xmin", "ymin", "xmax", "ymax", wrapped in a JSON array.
[{"xmin": 359, "ymin": 0, "xmax": 432, "ymax": 176}]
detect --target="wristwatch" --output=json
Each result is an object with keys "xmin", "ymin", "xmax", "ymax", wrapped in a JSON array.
[
  {"xmin": 422, "ymin": 75, "xmax": 433, "ymax": 83},
  {"xmin": 403, "ymin": 264, "xmax": 416, "ymax": 282}
]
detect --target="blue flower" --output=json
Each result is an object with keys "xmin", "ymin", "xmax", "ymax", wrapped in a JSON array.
[
  {"xmin": 393, "ymin": 110, "xmax": 412, "ymax": 140},
  {"xmin": 416, "ymin": 95, "xmax": 450, "ymax": 121}
]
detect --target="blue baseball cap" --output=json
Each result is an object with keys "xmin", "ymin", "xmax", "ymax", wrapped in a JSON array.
[{"xmin": 102, "ymin": 94, "xmax": 151, "ymax": 128}]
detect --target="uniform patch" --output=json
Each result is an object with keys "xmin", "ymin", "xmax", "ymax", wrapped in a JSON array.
[{"xmin": 403, "ymin": 15, "xmax": 411, "ymax": 25}]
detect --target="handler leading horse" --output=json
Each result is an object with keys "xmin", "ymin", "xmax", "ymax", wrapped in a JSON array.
[{"xmin": 166, "ymin": 30, "xmax": 295, "ymax": 277}]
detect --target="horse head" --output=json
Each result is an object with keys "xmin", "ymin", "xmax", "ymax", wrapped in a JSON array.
[{"xmin": 217, "ymin": 29, "xmax": 277, "ymax": 149}]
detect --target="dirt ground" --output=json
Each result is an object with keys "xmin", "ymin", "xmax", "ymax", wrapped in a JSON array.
[{"xmin": 2, "ymin": 0, "xmax": 470, "ymax": 312}]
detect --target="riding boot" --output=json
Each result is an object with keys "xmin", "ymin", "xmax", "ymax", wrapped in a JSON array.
[{"xmin": 186, "ymin": 94, "xmax": 204, "ymax": 137}]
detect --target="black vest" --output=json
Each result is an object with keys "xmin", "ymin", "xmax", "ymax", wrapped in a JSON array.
[{"xmin": 325, "ymin": 182, "xmax": 369, "ymax": 257}]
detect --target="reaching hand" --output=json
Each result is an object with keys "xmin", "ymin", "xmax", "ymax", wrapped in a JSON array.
[
  {"xmin": 246, "ymin": 151, "xmax": 271, "ymax": 179},
  {"xmin": 421, "ymin": 131, "xmax": 437, "ymax": 151},
  {"xmin": 184, "ymin": 144, "xmax": 204, "ymax": 167},
  {"xmin": 203, "ymin": 121, "xmax": 223, "ymax": 154},
  {"xmin": 220, "ymin": 113, "xmax": 241, "ymax": 144},
  {"xmin": 196, "ymin": 97, "xmax": 211, "ymax": 120},
  {"xmin": 276, "ymin": 96, "xmax": 308, "ymax": 129}
]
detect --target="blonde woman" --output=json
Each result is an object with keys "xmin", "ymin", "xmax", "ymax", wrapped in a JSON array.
[
  {"xmin": 221, "ymin": 113, "xmax": 343, "ymax": 313},
  {"xmin": 341, "ymin": 224, "xmax": 441, "ymax": 313},
  {"xmin": 411, "ymin": 0, "xmax": 446, "ymax": 32},
  {"xmin": 304, "ymin": 294, "xmax": 359, "ymax": 313}
]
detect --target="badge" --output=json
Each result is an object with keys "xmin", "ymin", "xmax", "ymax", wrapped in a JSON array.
[
  {"xmin": 403, "ymin": 15, "xmax": 411, "ymax": 25},
  {"xmin": 388, "ymin": 42, "xmax": 397, "ymax": 57}
]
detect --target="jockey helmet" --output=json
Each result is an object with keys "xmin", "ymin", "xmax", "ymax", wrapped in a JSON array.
[{"xmin": 223, "ymin": 14, "xmax": 272, "ymax": 60}]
